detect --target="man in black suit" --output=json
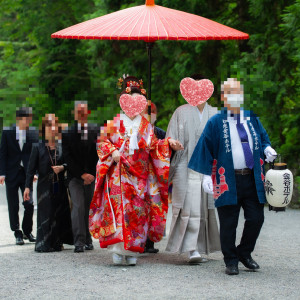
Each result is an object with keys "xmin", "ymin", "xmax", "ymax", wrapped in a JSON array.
[
  {"xmin": 62, "ymin": 101, "xmax": 99, "ymax": 253},
  {"xmin": 0, "ymin": 107, "xmax": 38, "ymax": 245}
]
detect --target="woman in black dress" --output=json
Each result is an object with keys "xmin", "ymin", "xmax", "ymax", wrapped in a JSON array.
[{"xmin": 24, "ymin": 114, "xmax": 73, "ymax": 252}]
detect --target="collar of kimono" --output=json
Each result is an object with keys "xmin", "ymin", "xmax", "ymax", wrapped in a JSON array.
[
  {"xmin": 227, "ymin": 109, "xmax": 248, "ymax": 124},
  {"xmin": 121, "ymin": 114, "xmax": 142, "ymax": 155}
]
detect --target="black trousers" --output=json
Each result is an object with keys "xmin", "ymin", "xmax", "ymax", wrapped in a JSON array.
[
  {"xmin": 217, "ymin": 173, "xmax": 264, "ymax": 266},
  {"xmin": 5, "ymin": 168, "xmax": 34, "ymax": 238}
]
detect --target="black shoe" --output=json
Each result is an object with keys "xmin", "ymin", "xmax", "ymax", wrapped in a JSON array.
[
  {"xmin": 74, "ymin": 246, "xmax": 84, "ymax": 253},
  {"xmin": 16, "ymin": 236, "xmax": 25, "ymax": 245},
  {"xmin": 24, "ymin": 233, "xmax": 36, "ymax": 242},
  {"xmin": 239, "ymin": 257, "xmax": 260, "ymax": 270},
  {"xmin": 53, "ymin": 243, "xmax": 63, "ymax": 252},
  {"xmin": 225, "ymin": 265, "xmax": 239, "ymax": 275},
  {"xmin": 144, "ymin": 247, "xmax": 159, "ymax": 253},
  {"xmin": 35, "ymin": 247, "xmax": 55, "ymax": 253},
  {"xmin": 85, "ymin": 243, "xmax": 94, "ymax": 251}
]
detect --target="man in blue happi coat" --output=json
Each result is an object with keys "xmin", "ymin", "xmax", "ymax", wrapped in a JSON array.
[{"xmin": 188, "ymin": 78, "xmax": 277, "ymax": 275}]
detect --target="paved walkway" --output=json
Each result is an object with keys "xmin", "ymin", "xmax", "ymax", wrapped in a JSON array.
[{"xmin": 0, "ymin": 184, "xmax": 300, "ymax": 300}]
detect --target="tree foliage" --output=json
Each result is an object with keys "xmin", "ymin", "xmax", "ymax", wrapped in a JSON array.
[{"xmin": 0, "ymin": 0, "xmax": 299, "ymax": 203}]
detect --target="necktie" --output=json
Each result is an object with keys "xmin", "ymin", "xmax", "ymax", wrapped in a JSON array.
[
  {"xmin": 79, "ymin": 124, "xmax": 88, "ymax": 140},
  {"xmin": 236, "ymin": 115, "xmax": 254, "ymax": 169}
]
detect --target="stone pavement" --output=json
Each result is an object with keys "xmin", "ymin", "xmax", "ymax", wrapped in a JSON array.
[{"xmin": 0, "ymin": 184, "xmax": 300, "ymax": 300}]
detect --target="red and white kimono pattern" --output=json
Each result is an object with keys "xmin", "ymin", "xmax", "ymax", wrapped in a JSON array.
[{"xmin": 89, "ymin": 115, "xmax": 170, "ymax": 253}]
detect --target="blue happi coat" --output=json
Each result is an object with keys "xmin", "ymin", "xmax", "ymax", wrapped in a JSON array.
[{"xmin": 188, "ymin": 109, "xmax": 271, "ymax": 208}]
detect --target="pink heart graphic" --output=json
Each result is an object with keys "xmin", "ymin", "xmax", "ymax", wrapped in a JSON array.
[
  {"xmin": 180, "ymin": 78, "xmax": 214, "ymax": 106},
  {"xmin": 119, "ymin": 94, "xmax": 147, "ymax": 118}
]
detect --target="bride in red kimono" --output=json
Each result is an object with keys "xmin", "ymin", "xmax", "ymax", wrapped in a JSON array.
[{"xmin": 89, "ymin": 76, "xmax": 183, "ymax": 265}]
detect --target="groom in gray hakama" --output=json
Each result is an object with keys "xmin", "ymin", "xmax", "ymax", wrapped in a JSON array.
[{"xmin": 165, "ymin": 75, "xmax": 221, "ymax": 263}]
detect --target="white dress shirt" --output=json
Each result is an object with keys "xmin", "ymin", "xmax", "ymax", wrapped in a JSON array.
[
  {"xmin": 16, "ymin": 126, "xmax": 26, "ymax": 167},
  {"xmin": 16, "ymin": 126, "xmax": 26, "ymax": 150},
  {"xmin": 78, "ymin": 123, "xmax": 88, "ymax": 140},
  {"xmin": 227, "ymin": 110, "xmax": 253, "ymax": 170}
]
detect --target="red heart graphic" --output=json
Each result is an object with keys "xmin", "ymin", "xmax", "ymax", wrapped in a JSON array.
[
  {"xmin": 180, "ymin": 78, "xmax": 214, "ymax": 106},
  {"xmin": 119, "ymin": 94, "xmax": 147, "ymax": 118}
]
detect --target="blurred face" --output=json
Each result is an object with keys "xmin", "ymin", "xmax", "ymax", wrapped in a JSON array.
[
  {"xmin": 74, "ymin": 103, "xmax": 88, "ymax": 123},
  {"xmin": 142, "ymin": 102, "xmax": 157, "ymax": 125},
  {"xmin": 221, "ymin": 79, "xmax": 244, "ymax": 110},
  {"xmin": 124, "ymin": 93, "xmax": 147, "ymax": 120},
  {"xmin": 17, "ymin": 116, "xmax": 32, "ymax": 129},
  {"xmin": 44, "ymin": 114, "xmax": 59, "ymax": 142}
]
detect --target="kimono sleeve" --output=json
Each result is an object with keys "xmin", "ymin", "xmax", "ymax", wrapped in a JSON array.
[
  {"xmin": 97, "ymin": 119, "xmax": 121, "ymax": 161},
  {"xmin": 89, "ymin": 143, "xmax": 115, "ymax": 239},
  {"xmin": 166, "ymin": 110, "xmax": 179, "ymax": 140},
  {"xmin": 97, "ymin": 139, "xmax": 117, "ymax": 162},
  {"xmin": 147, "ymin": 134, "xmax": 171, "ymax": 242},
  {"xmin": 188, "ymin": 121, "xmax": 215, "ymax": 175}
]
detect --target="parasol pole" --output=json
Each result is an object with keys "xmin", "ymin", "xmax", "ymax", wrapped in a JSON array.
[
  {"xmin": 146, "ymin": 42, "xmax": 154, "ymax": 122},
  {"xmin": 145, "ymin": 0, "xmax": 155, "ymax": 122}
]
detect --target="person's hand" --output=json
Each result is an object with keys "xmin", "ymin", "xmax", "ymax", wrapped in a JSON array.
[
  {"xmin": 264, "ymin": 146, "xmax": 277, "ymax": 163},
  {"xmin": 0, "ymin": 176, "xmax": 5, "ymax": 185},
  {"xmin": 168, "ymin": 139, "xmax": 184, "ymax": 151},
  {"xmin": 52, "ymin": 166, "xmax": 64, "ymax": 174},
  {"xmin": 202, "ymin": 175, "xmax": 214, "ymax": 195},
  {"xmin": 81, "ymin": 173, "xmax": 95, "ymax": 185},
  {"xmin": 112, "ymin": 150, "xmax": 121, "ymax": 163},
  {"xmin": 24, "ymin": 188, "xmax": 31, "ymax": 201},
  {"xmin": 33, "ymin": 175, "xmax": 38, "ymax": 182}
]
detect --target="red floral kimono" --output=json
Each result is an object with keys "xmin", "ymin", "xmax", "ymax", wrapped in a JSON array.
[{"xmin": 89, "ymin": 114, "xmax": 170, "ymax": 253}]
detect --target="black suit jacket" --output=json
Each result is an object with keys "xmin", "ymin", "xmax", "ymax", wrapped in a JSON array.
[
  {"xmin": 62, "ymin": 122, "xmax": 99, "ymax": 181},
  {"xmin": 154, "ymin": 126, "xmax": 166, "ymax": 140},
  {"xmin": 0, "ymin": 125, "xmax": 38, "ymax": 184},
  {"xmin": 25, "ymin": 142, "xmax": 67, "ymax": 190}
]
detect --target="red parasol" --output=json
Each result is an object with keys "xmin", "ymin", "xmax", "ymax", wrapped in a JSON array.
[{"xmin": 51, "ymin": 0, "xmax": 249, "ymax": 114}]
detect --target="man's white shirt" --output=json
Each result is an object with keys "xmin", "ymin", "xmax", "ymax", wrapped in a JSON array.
[
  {"xmin": 227, "ymin": 110, "xmax": 253, "ymax": 170},
  {"xmin": 16, "ymin": 126, "xmax": 26, "ymax": 167}
]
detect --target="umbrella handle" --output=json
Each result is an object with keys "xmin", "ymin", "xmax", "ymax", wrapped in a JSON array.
[
  {"xmin": 147, "ymin": 100, "xmax": 152, "ymax": 122},
  {"xmin": 146, "ymin": 42, "xmax": 154, "ymax": 122}
]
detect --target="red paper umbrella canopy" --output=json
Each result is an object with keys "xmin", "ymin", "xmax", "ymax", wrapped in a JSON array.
[{"xmin": 51, "ymin": 0, "xmax": 249, "ymax": 42}]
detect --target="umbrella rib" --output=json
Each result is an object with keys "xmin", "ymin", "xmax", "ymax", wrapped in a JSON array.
[
  {"xmin": 99, "ymin": 11, "xmax": 137, "ymax": 39},
  {"xmin": 76, "ymin": 6, "xmax": 143, "ymax": 39},
  {"xmin": 153, "ymin": 7, "xmax": 160, "ymax": 40},
  {"xmin": 193, "ymin": 20, "xmax": 235, "ymax": 39},
  {"xmin": 137, "ymin": 8, "xmax": 148, "ymax": 40},
  {"xmin": 164, "ymin": 8, "xmax": 213, "ymax": 40},
  {"xmin": 207, "ymin": 20, "xmax": 247, "ymax": 38},
  {"xmin": 148, "ymin": 8, "xmax": 150, "ymax": 41},
  {"xmin": 62, "ymin": 9, "xmax": 130, "ymax": 38},
  {"xmin": 153, "ymin": 6, "xmax": 175, "ymax": 40},
  {"xmin": 183, "ymin": 11, "xmax": 246, "ymax": 39},
  {"xmin": 154, "ymin": 6, "xmax": 172, "ymax": 40},
  {"xmin": 162, "ymin": 8, "xmax": 192, "ymax": 40},
  {"xmin": 173, "ymin": 10, "xmax": 206, "ymax": 39},
  {"xmin": 152, "ymin": 6, "xmax": 168, "ymax": 39},
  {"xmin": 127, "ymin": 7, "xmax": 147, "ymax": 40},
  {"xmin": 178, "ymin": 16, "xmax": 212, "ymax": 40},
  {"xmin": 59, "ymin": 11, "xmax": 131, "ymax": 39},
  {"xmin": 106, "ymin": 7, "xmax": 144, "ymax": 39}
]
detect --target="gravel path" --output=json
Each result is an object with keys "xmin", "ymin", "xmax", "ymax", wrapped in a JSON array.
[{"xmin": 0, "ymin": 185, "xmax": 300, "ymax": 300}]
